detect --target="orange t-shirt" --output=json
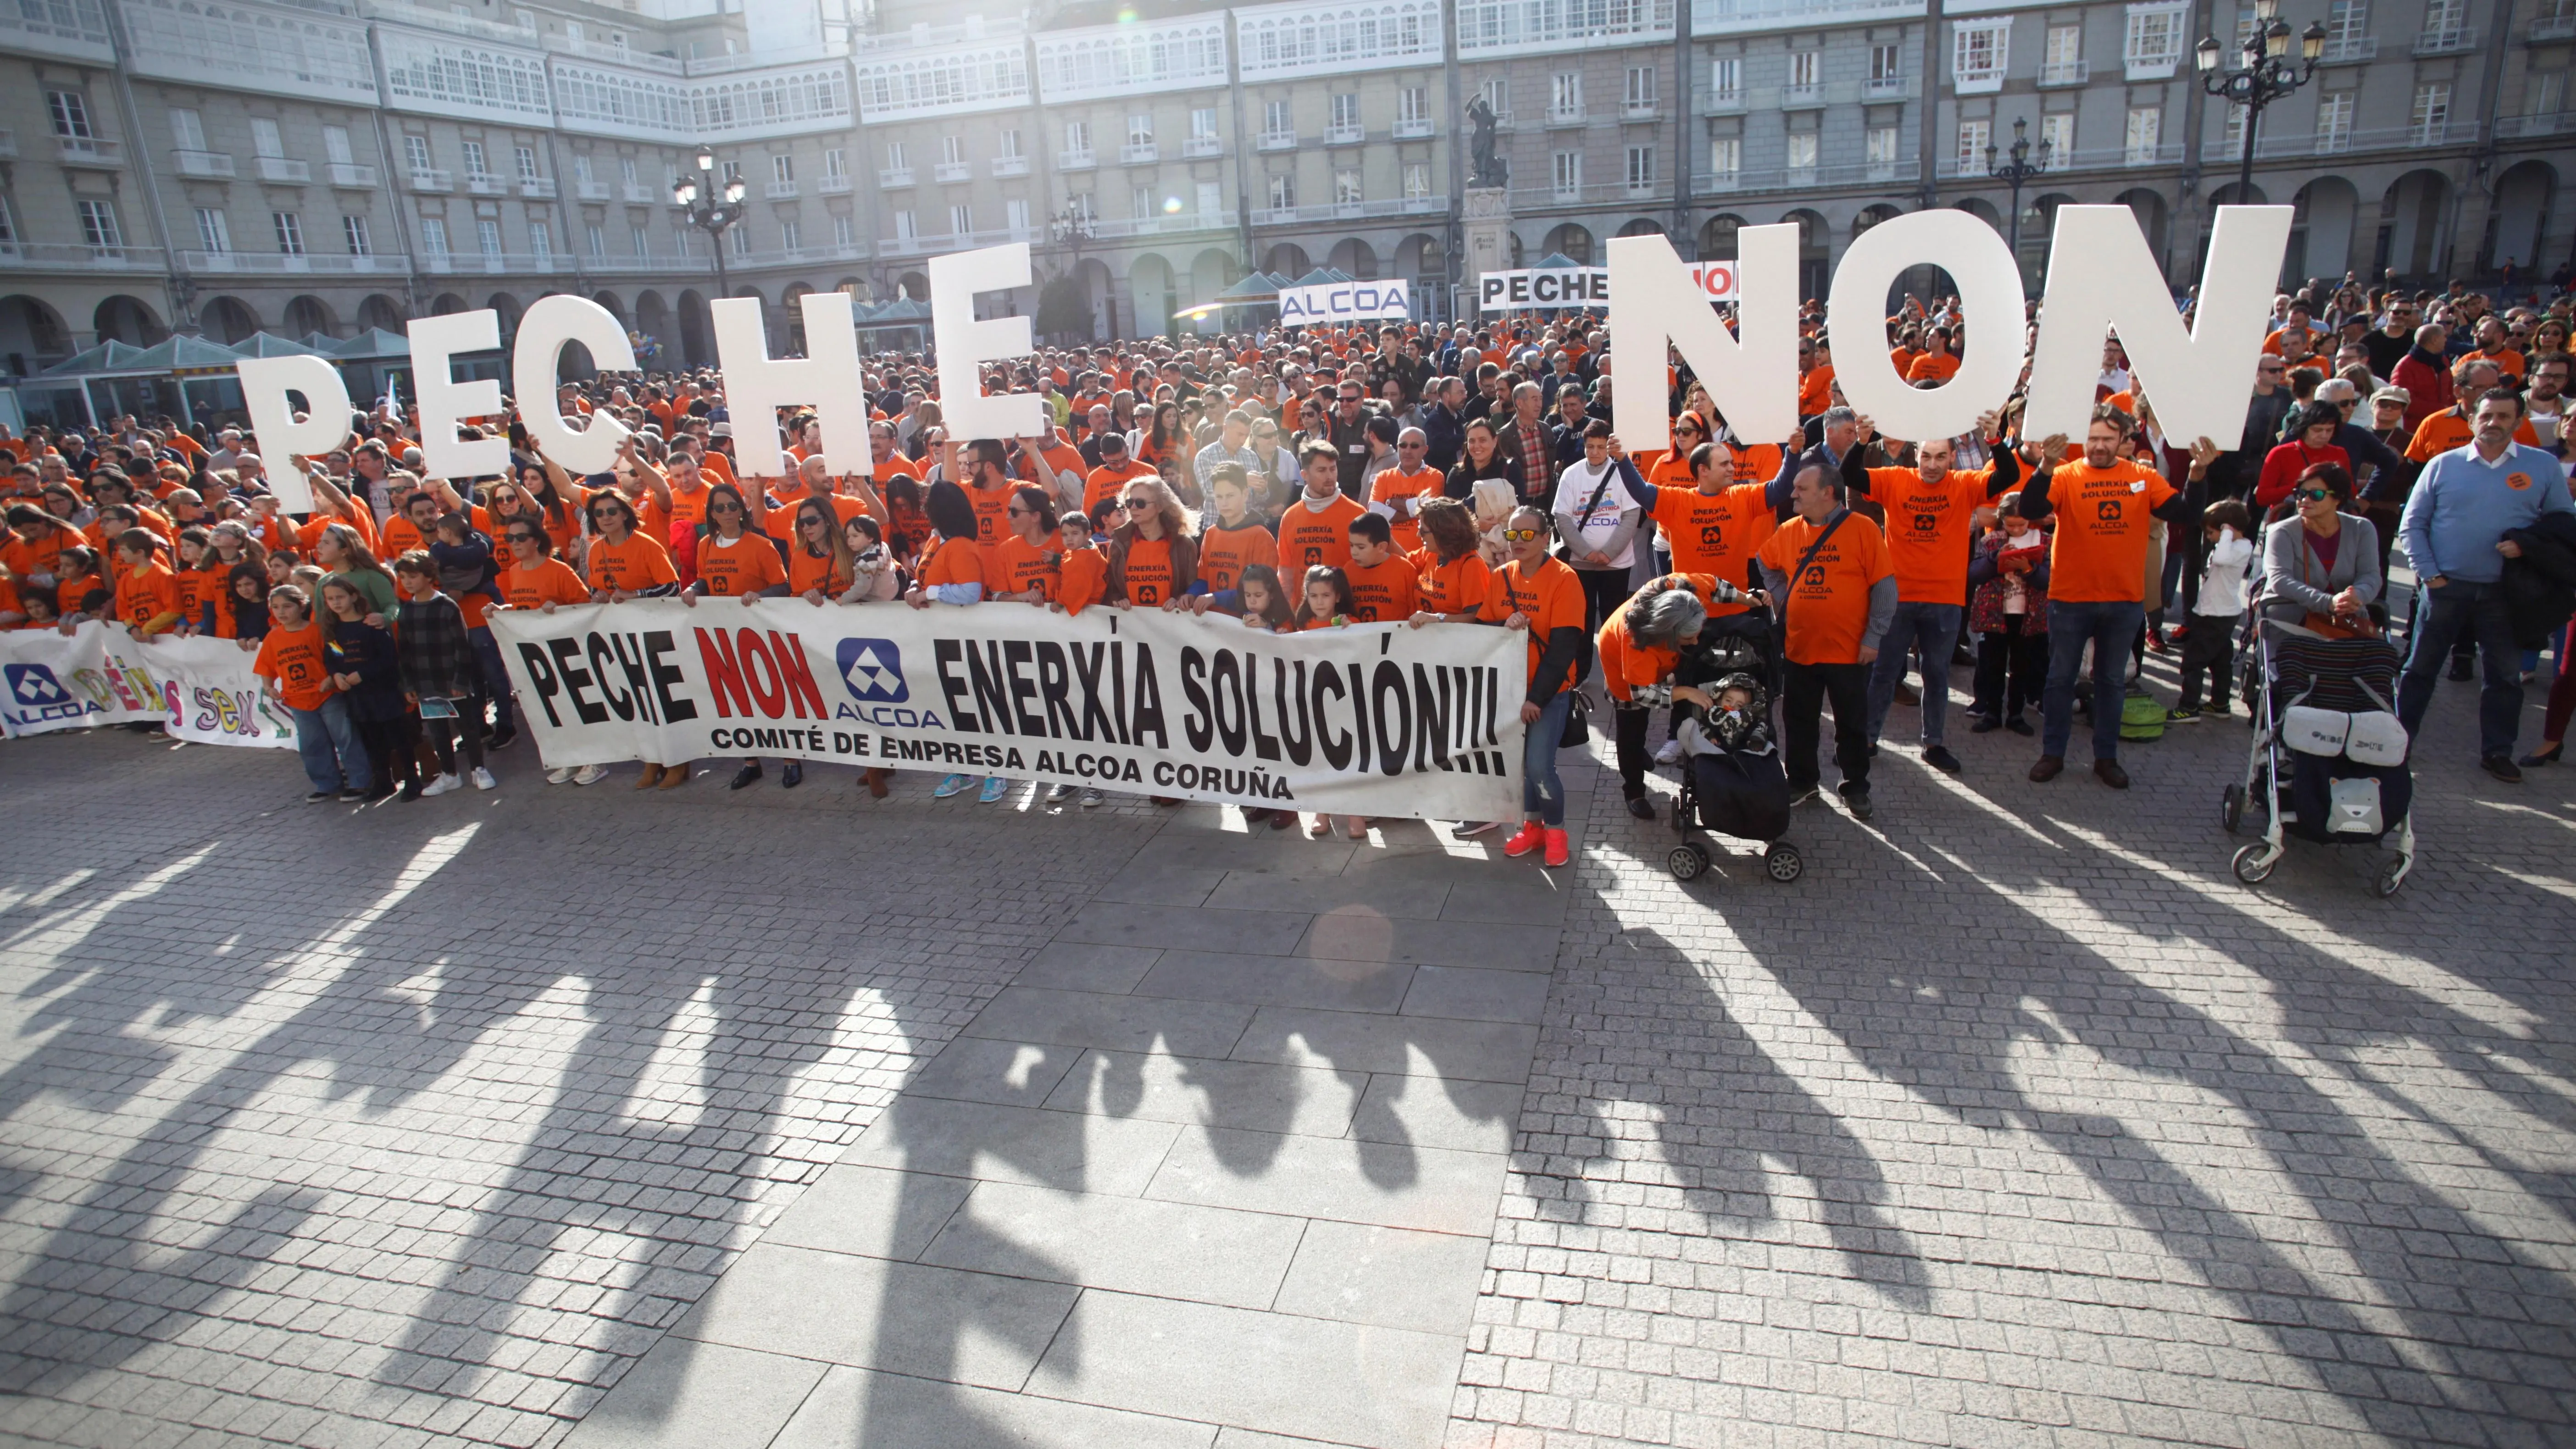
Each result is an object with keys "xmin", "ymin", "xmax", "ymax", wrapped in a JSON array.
[
  {"xmin": 1905, "ymin": 353, "xmax": 1961, "ymax": 385},
  {"xmin": 991, "ymin": 534, "xmax": 1060, "ymax": 600},
  {"xmin": 786, "ymin": 545, "xmax": 854, "ymax": 599},
  {"xmin": 964, "ymin": 479, "xmax": 1016, "ymax": 565},
  {"xmin": 917, "ymin": 535, "xmax": 985, "ymax": 594},
  {"xmin": 1798, "ymin": 365, "xmax": 1837, "ymax": 418},
  {"xmin": 2, "ymin": 530, "xmax": 67, "ymax": 582},
  {"xmin": 498, "ymin": 557, "xmax": 590, "ymax": 611},
  {"xmin": 872, "ymin": 455, "xmax": 923, "ymax": 487},
  {"xmin": 1368, "ymin": 468, "xmax": 1446, "ymax": 553},
  {"xmin": 2406, "ymin": 409, "xmax": 2539, "ymax": 462},
  {"xmin": 1277, "ymin": 494, "xmax": 1365, "ymax": 576},
  {"xmin": 584, "ymin": 533, "xmax": 679, "ymax": 595},
  {"xmin": 1413, "ymin": 550, "xmax": 1491, "ymax": 616},
  {"xmin": 764, "ymin": 491, "xmax": 874, "ymax": 540},
  {"xmin": 1116, "ymin": 535, "xmax": 1181, "ymax": 607},
  {"xmin": 254, "ymin": 620, "xmax": 332, "ymax": 711},
  {"xmin": 1344, "ymin": 555, "xmax": 1419, "ymax": 622},
  {"xmin": 1056, "ymin": 547, "xmax": 1107, "ymax": 615},
  {"xmin": 380, "ymin": 505, "xmax": 493, "ymax": 559},
  {"xmin": 114, "ymin": 559, "xmax": 182, "ymax": 631},
  {"xmin": 664, "ymin": 479, "xmax": 715, "ymax": 533},
  {"xmin": 1646, "ymin": 481, "xmax": 1778, "ymax": 612},
  {"xmin": 56, "ymin": 571, "xmax": 105, "ymax": 618},
  {"xmin": 1083, "ymin": 461, "xmax": 1153, "ymax": 516},
  {"xmin": 174, "ymin": 559, "xmax": 214, "ymax": 630},
  {"xmin": 1860, "ymin": 464, "xmax": 1999, "ymax": 606},
  {"xmin": 1197, "ymin": 521, "xmax": 1278, "ymax": 593},
  {"xmin": 694, "ymin": 533, "xmax": 788, "ymax": 597},
  {"xmin": 2038, "ymin": 460, "xmax": 2174, "ymax": 603},
  {"xmin": 1757, "ymin": 512, "xmax": 1894, "ymax": 665},
  {"xmin": 1478, "ymin": 554, "xmax": 1586, "ymax": 696}
]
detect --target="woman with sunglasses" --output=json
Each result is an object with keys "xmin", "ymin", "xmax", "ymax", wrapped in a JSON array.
[
  {"xmin": 1477, "ymin": 505, "xmax": 1588, "ymax": 864},
  {"xmin": 992, "ymin": 486, "xmax": 1061, "ymax": 604},
  {"xmin": 788, "ymin": 497, "xmax": 857, "ymax": 605},
  {"xmin": 2258, "ymin": 462, "xmax": 2380, "ymax": 633},
  {"xmin": 684, "ymin": 483, "xmax": 797, "ymax": 790}
]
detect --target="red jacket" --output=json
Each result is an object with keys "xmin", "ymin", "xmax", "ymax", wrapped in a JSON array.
[
  {"xmin": 2255, "ymin": 440, "xmax": 2353, "ymax": 510},
  {"xmin": 2390, "ymin": 350, "xmax": 2453, "ymax": 434}
]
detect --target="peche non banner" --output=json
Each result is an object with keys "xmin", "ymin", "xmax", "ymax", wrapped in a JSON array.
[{"xmin": 234, "ymin": 209, "xmax": 2292, "ymax": 506}]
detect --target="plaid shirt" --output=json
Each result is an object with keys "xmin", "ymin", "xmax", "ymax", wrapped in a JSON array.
[{"xmin": 393, "ymin": 593, "xmax": 482, "ymax": 700}]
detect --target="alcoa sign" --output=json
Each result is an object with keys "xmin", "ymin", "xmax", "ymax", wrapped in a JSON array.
[
  {"xmin": 1278, "ymin": 278, "xmax": 1412, "ymax": 325},
  {"xmin": 237, "ymin": 208, "xmax": 2290, "ymax": 511}
]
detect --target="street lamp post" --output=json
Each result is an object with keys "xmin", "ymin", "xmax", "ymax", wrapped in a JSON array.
[
  {"xmin": 2196, "ymin": 0, "xmax": 2329, "ymax": 204},
  {"xmin": 672, "ymin": 147, "xmax": 749, "ymax": 304},
  {"xmin": 1985, "ymin": 116, "xmax": 2052, "ymax": 265}
]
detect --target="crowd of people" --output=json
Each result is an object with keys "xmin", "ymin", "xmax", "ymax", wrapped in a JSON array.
[{"xmin": 4, "ymin": 268, "xmax": 2572, "ymax": 867}]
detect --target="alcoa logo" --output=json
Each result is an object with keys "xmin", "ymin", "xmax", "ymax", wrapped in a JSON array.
[
  {"xmin": 6, "ymin": 663, "xmax": 70, "ymax": 707},
  {"xmin": 837, "ymin": 638, "xmax": 909, "ymax": 704}
]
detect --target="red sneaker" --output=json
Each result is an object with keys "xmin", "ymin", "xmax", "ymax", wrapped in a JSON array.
[
  {"xmin": 1502, "ymin": 822, "xmax": 1545, "ymax": 857},
  {"xmin": 1543, "ymin": 828, "xmax": 1571, "ymax": 868}
]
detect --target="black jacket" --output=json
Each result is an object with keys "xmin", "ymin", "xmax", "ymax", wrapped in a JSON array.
[{"xmin": 2500, "ymin": 509, "xmax": 2576, "ymax": 649}]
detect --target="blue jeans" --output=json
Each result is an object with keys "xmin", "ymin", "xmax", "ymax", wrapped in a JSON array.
[
  {"xmin": 290, "ymin": 696, "xmax": 371, "ymax": 794},
  {"xmin": 1522, "ymin": 692, "xmax": 1574, "ymax": 826},
  {"xmin": 2398, "ymin": 578, "xmax": 2522, "ymax": 758},
  {"xmin": 2042, "ymin": 600, "xmax": 2145, "ymax": 761},
  {"xmin": 1865, "ymin": 600, "xmax": 1964, "ymax": 747},
  {"xmin": 468, "ymin": 625, "xmax": 516, "ymax": 735}
]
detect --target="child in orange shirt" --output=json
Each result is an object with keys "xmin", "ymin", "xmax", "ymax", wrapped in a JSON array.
[{"xmin": 1290, "ymin": 564, "xmax": 1365, "ymax": 840}]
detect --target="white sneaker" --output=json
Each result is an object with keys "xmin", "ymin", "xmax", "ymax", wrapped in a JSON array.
[
  {"xmin": 546, "ymin": 766, "xmax": 575, "ymax": 785},
  {"xmin": 573, "ymin": 764, "xmax": 607, "ymax": 785},
  {"xmin": 1046, "ymin": 782, "xmax": 1073, "ymax": 803},
  {"xmin": 1654, "ymin": 738, "xmax": 1684, "ymax": 766},
  {"xmin": 470, "ymin": 767, "xmax": 497, "ymax": 790},
  {"xmin": 1079, "ymin": 786, "xmax": 1105, "ymax": 808},
  {"xmin": 419, "ymin": 772, "xmax": 462, "ymax": 797}
]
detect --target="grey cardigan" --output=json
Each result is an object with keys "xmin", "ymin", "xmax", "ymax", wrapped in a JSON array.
[{"xmin": 2260, "ymin": 512, "xmax": 2382, "ymax": 624}]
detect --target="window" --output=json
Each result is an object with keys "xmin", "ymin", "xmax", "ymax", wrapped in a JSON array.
[
  {"xmin": 885, "ymin": 141, "xmax": 907, "ymax": 170},
  {"xmin": 1191, "ymin": 108, "xmax": 1219, "ymax": 140},
  {"xmin": 949, "ymin": 203, "xmax": 972, "ymax": 234},
  {"xmin": 2044, "ymin": 24, "xmax": 2081, "ymax": 68},
  {"xmin": 194, "ymin": 207, "xmax": 230, "ymax": 252},
  {"xmin": 1708, "ymin": 136, "xmax": 1741, "ymax": 176},
  {"xmin": 894, "ymin": 209, "xmax": 916, "ymax": 239},
  {"xmin": 621, "ymin": 157, "xmax": 638, "ymax": 184},
  {"xmin": 941, "ymin": 134, "xmax": 966, "ymax": 165},
  {"xmin": 2038, "ymin": 112, "xmax": 2073, "ymax": 165},
  {"xmin": 0, "ymin": 197, "xmax": 19, "ymax": 249},
  {"xmin": 2531, "ymin": 71, "xmax": 2566, "ymax": 117},
  {"xmin": 1871, "ymin": 44, "xmax": 1901, "ymax": 80},
  {"xmin": 823, "ymin": 148, "xmax": 846, "ymax": 178},
  {"xmin": 586, "ymin": 222, "xmax": 606, "ymax": 259},
  {"xmin": 833, "ymin": 214, "xmax": 855, "ymax": 247},
  {"xmin": 344, "ymin": 215, "xmax": 371, "ymax": 255},
  {"xmin": 1133, "ymin": 185, "xmax": 1155, "ymax": 217},
  {"xmin": 1709, "ymin": 57, "xmax": 1741, "ymax": 99},
  {"xmin": 530, "ymin": 220, "xmax": 551, "ymax": 261},
  {"xmin": 2125, "ymin": 3, "xmax": 2187, "ymax": 74},
  {"xmin": 1128, "ymin": 114, "xmax": 1154, "ymax": 147},
  {"xmin": 476, "ymin": 219, "xmax": 501, "ymax": 260},
  {"xmin": 1398, "ymin": 88, "xmax": 1427, "ymax": 125},
  {"xmin": 1478, "ymin": 78, "xmax": 1508, "ymax": 118},
  {"xmin": 516, "ymin": 145, "xmax": 539, "ymax": 181},
  {"xmin": 461, "ymin": 139, "xmax": 487, "ymax": 176},
  {"xmin": 321, "ymin": 127, "xmax": 353, "ymax": 167},
  {"xmin": 1551, "ymin": 150, "xmax": 1580, "ymax": 196},
  {"xmin": 1866, "ymin": 125, "xmax": 1900, "ymax": 170},
  {"xmin": 1007, "ymin": 197, "xmax": 1032, "ymax": 232},
  {"xmin": 773, "ymin": 153, "xmax": 795, "ymax": 183},
  {"xmin": 2315, "ymin": 90, "xmax": 2354, "ymax": 150},
  {"xmin": 1196, "ymin": 180, "xmax": 1222, "ymax": 217},
  {"xmin": 2423, "ymin": 0, "xmax": 2463, "ymax": 36},
  {"xmin": 1403, "ymin": 163, "xmax": 1429, "ymax": 198},
  {"xmin": 630, "ymin": 225, "xmax": 648, "ymax": 258},
  {"xmin": 777, "ymin": 219, "xmax": 798, "ymax": 253},
  {"xmin": 1625, "ymin": 66, "xmax": 1656, "ymax": 109},
  {"xmin": 250, "ymin": 118, "xmax": 283, "ymax": 159},
  {"xmin": 1266, "ymin": 99, "xmax": 1293, "ymax": 137},
  {"xmin": 421, "ymin": 217, "xmax": 449, "ymax": 260},
  {"xmin": 404, "ymin": 135, "xmax": 432, "ymax": 173},
  {"xmin": 1955, "ymin": 117, "xmax": 1991, "ymax": 170},
  {"xmin": 2124, "ymin": 105, "xmax": 2161, "ymax": 163},
  {"xmin": 1785, "ymin": 131, "xmax": 1818, "ymax": 170},
  {"xmin": 2325, "ymin": 0, "xmax": 2367, "ymax": 47},
  {"xmin": 1625, "ymin": 145, "xmax": 1653, "ymax": 187},
  {"xmin": 1550, "ymin": 71, "xmax": 1581, "ymax": 117},
  {"xmin": 997, "ymin": 129, "xmax": 1022, "ymax": 159},
  {"xmin": 47, "ymin": 91, "xmax": 93, "ymax": 140},
  {"xmin": 1267, "ymin": 172, "xmax": 1295, "ymax": 209},
  {"xmin": 1064, "ymin": 120, "xmax": 1090, "ymax": 154},
  {"xmin": 1329, "ymin": 93, "xmax": 1359, "ymax": 131},
  {"xmin": 2410, "ymin": 80, "xmax": 2451, "ymax": 141},
  {"xmin": 1788, "ymin": 51, "xmax": 1819, "ymax": 88},
  {"xmin": 1952, "ymin": 21, "xmax": 2010, "ymax": 90},
  {"xmin": 77, "ymin": 199, "xmax": 122, "ymax": 250},
  {"xmin": 728, "ymin": 226, "xmax": 748, "ymax": 258},
  {"xmin": 1335, "ymin": 168, "xmax": 1362, "ymax": 204},
  {"xmin": 169, "ymin": 108, "xmax": 205, "ymax": 152}
]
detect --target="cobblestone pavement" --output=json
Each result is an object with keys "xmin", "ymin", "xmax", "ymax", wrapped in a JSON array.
[{"xmin": 0, "ymin": 636, "xmax": 2566, "ymax": 1449}]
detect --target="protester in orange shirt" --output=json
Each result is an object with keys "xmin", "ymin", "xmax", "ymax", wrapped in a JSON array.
[
  {"xmin": 2406, "ymin": 363, "xmax": 2537, "ymax": 461},
  {"xmin": 111, "ymin": 529, "xmax": 183, "ymax": 638},
  {"xmin": 1368, "ymin": 427, "xmax": 1446, "ymax": 552},
  {"xmin": 2016, "ymin": 410, "xmax": 2216, "ymax": 785},
  {"xmin": 1342, "ymin": 513, "xmax": 1418, "ymax": 622},
  {"xmin": 582, "ymin": 492, "xmax": 681, "ymax": 603},
  {"xmin": 1050, "ymin": 509, "xmax": 1109, "ymax": 619},
  {"xmin": 1082, "ymin": 432, "xmax": 1154, "ymax": 516},
  {"xmin": 1797, "ymin": 336, "xmax": 1837, "ymax": 419},
  {"xmin": 1905, "ymin": 327, "xmax": 1962, "ymax": 384},
  {"xmin": 1279, "ymin": 440, "xmax": 1366, "ymax": 575},
  {"xmin": 1195, "ymin": 464, "xmax": 1279, "ymax": 593},
  {"xmin": 1408, "ymin": 498, "xmax": 1491, "ymax": 622},
  {"xmin": 990, "ymin": 486, "xmax": 1062, "ymax": 603},
  {"xmin": 1755, "ymin": 460, "xmax": 1896, "ymax": 818},
  {"xmin": 1477, "ymin": 505, "xmax": 1589, "ymax": 861},
  {"xmin": 491, "ymin": 520, "xmax": 589, "ymax": 613},
  {"xmin": 1614, "ymin": 427, "xmax": 1796, "ymax": 610},
  {"xmin": 1108, "ymin": 475, "xmax": 1195, "ymax": 611},
  {"xmin": 254, "ymin": 583, "xmax": 371, "ymax": 801},
  {"xmin": 682, "ymin": 483, "xmax": 796, "ymax": 791}
]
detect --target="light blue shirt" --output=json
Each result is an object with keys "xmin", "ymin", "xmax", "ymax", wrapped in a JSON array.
[{"xmin": 2397, "ymin": 440, "xmax": 2573, "ymax": 584}]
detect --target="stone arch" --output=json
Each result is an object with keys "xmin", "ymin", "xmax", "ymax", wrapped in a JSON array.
[
  {"xmin": 633, "ymin": 290, "xmax": 670, "ymax": 365},
  {"xmin": 1615, "ymin": 218, "xmax": 1665, "ymax": 240},
  {"xmin": 2209, "ymin": 180, "xmax": 2268, "ymax": 207},
  {"xmin": 2286, "ymin": 176, "xmax": 2360, "ymax": 286},
  {"xmin": 590, "ymin": 291, "xmax": 628, "ymax": 327},
  {"xmin": 200, "ymin": 296, "xmax": 260, "ymax": 344},
  {"xmin": 2115, "ymin": 188, "xmax": 2172, "ymax": 274},
  {"xmin": 1262, "ymin": 242, "xmax": 1310, "ymax": 277},
  {"xmin": 1542, "ymin": 222, "xmax": 1594, "ymax": 265},
  {"xmin": 283, "ymin": 294, "xmax": 335, "ymax": 339},
  {"xmin": 1780, "ymin": 209, "xmax": 1828, "ymax": 299},
  {"xmin": 0, "ymin": 294, "xmax": 72, "ymax": 372},
  {"xmin": 1698, "ymin": 213, "xmax": 1746, "ymax": 260},
  {"xmin": 781, "ymin": 282, "xmax": 816, "ymax": 355},
  {"xmin": 896, "ymin": 271, "xmax": 930, "ymax": 302},
  {"xmin": 2488, "ymin": 159, "xmax": 2556, "ymax": 280},
  {"xmin": 2375, "ymin": 169, "xmax": 2451, "ymax": 282},
  {"xmin": 1327, "ymin": 238, "xmax": 1379, "ymax": 279},
  {"xmin": 358, "ymin": 294, "xmax": 407, "ymax": 332},
  {"xmin": 1188, "ymin": 247, "xmax": 1238, "ymax": 333},
  {"xmin": 1393, "ymin": 232, "xmax": 1443, "ymax": 280},
  {"xmin": 2026, "ymin": 192, "xmax": 2078, "ymax": 283},
  {"xmin": 1952, "ymin": 196, "xmax": 2003, "ymax": 231},
  {"xmin": 1129, "ymin": 253, "xmax": 1177, "ymax": 339},
  {"xmin": 677, "ymin": 289, "xmax": 712, "ymax": 368},
  {"xmin": 1853, "ymin": 202, "xmax": 1904, "ymax": 243},
  {"xmin": 486, "ymin": 292, "xmax": 524, "ymax": 340},
  {"xmin": 93, "ymin": 294, "xmax": 167, "ymax": 346},
  {"xmin": 429, "ymin": 293, "xmax": 469, "ymax": 316}
]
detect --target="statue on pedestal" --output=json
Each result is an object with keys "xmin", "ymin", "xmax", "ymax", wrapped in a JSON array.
[{"xmin": 1467, "ymin": 97, "xmax": 1508, "ymax": 189}]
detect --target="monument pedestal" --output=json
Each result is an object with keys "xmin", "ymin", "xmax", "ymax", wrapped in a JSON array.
[{"xmin": 1464, "ymin": 187, "xmax": 1511, "ymax": 321}]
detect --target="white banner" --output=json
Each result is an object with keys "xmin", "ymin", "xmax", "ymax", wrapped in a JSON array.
[
  {"xmin": 1278, "ymin": 278, "xmax": 1413, "ymax": 326},
  {"xmin": 489, "ymin": 600, "xmax": 1525, "ymax": 821},
  {"xmin": 0, "ymin": 623, "xmax": 298, "ymax": 747},
  {"xmin": 1477, "ymin": 260, "xmax": 1738, "ymax": 313}
]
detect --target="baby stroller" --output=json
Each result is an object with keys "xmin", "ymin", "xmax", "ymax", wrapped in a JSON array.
[
  {"xmin": 1663, "ymin": 610, "xmax": 1803, "ymax": 884},
  {"xmin": 2221, "ymin": 619, "xmax": 2415, "ymax": 896}
]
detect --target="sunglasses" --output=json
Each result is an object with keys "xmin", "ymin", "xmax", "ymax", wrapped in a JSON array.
[
  {"xmin": 506, "ymin": 531, "xmax": 539, "ymax": 543},
  {"xmin": 2294, "ymin": 488, "xmax": 2334, "ymax": 503},
  {"xmin": 709, "ymin": 502, "xmax": 743, "ymax": 514},
  {"xmin": 1502, "ymin": 527, "xmax": 1543, "ymax": 543}
]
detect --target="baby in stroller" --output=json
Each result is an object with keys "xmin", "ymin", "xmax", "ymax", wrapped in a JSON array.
[{"xmin": 1663, "ymin": 619, "xmax": 1804, "ymax": 881}]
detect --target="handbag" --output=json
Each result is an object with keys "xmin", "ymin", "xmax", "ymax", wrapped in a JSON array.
[
  {"xmin": 1553, "ymin": 460, "xmax": 1620, "ymax": 564},
  {"xmin": 1558, "ymin": 689, "xmax": 1592, "ymax": 747},
  {"xmin": 2295, "ymin": 524, "xmax": 2377, "ymax": 638}
]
